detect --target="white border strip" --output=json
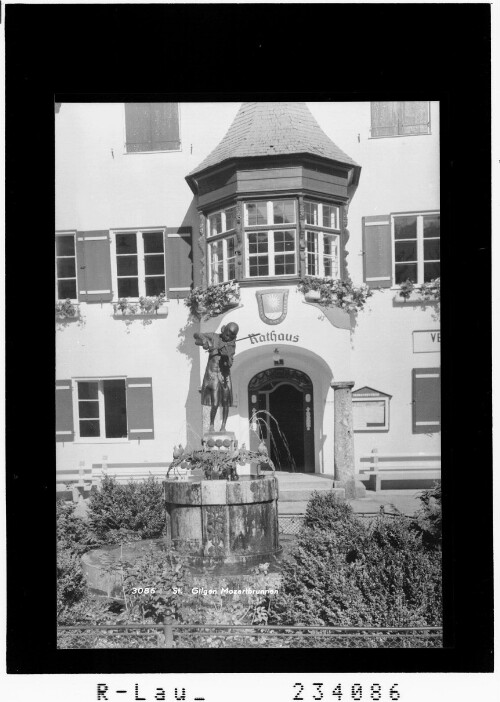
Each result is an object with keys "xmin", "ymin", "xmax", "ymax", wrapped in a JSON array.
[{"xmin": 77, "ymin": 236, "xmax": 108, "ymax": 241}]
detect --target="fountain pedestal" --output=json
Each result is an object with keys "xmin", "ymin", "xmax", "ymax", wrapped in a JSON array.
[{"xmin": 164, "ymin": 475, "xmax": 281, "ymax": 565}]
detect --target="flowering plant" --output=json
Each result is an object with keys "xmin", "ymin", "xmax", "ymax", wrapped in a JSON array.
[
  {"xmin": 168, "ymin": 442, "xmax": 274, "ymax": 481},
  {"xmin": 185, "ymin": 281, "xmax": 240, "ymax": 320},
  {"xmin": 113, "ymin": 293, "xmax": 166, "ymax": 315},
  {"xmin": 297, "ymin": 277, "xmax": 373, "ymax": 313},
  {"xmin": 55, "ymin": 299, "xmax": 78, "ymax": 318},
  {"xmin": 398, "ymin": 278, "xmax": 440, "ymax": 302}
]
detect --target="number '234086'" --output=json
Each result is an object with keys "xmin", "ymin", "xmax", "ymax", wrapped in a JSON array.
[{"xmin": 292, "ymin": 683, "xmax": 401, "ymax": 701}]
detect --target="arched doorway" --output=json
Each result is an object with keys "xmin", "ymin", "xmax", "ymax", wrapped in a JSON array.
[{"xmin": 248, "ymin": 368, "xmax": 314, "ymax": 472}]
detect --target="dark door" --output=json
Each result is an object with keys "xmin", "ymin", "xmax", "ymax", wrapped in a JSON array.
[
  {"xmin": 268, "ymin": 384, "xmax": 304, "ymax": 471},
  {"xmin": 248, "ymin": 367, "xmax": 315, "ymax": 473}
]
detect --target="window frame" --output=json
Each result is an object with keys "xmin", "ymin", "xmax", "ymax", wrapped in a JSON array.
[
  {"xmin": 55, "ymin": 231, "xmax": 78, "ymax": 302},
  {"xmin": 245, "ymin": 228, "xmax": 297, "ymax": 278},
  {"xmin": 207, "ymin": 205, "xmax": 237, "ymax": 239},
  {"xmin": 123, "ymin": 103, "xmax": 181, "ymax": 154},
  {"xmin": 73, "ymin": 377, "xmax": 129, "ymax": 443},
  {"xmin": 392, "ymin": 211, "xmax": 440, "ymax": 287},
  {"xmin": 370, "ymin": 101, "xmax": 431, "ymax": 139},
  {"xmin": 304, "ymin": 200, "xmax": 340, "ymax": 230},
  {"xmin": 110, "ymin": 228, "xmax": 166, "ymax": 300},
  {"xmin": 208, "ymin": 235, "xmax": 237, "ymax": 285},
  {"xmin": 244, "ymin": 199, "xmax": 297, "ymax": 228},
  {"xmin": 305, "ymin": 230, "xmax": 341, "ymax": 279}
]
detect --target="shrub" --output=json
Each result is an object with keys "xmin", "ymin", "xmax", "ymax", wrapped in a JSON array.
[
  {"xmin": 270, "ymin": 492, "xmax": 442, "ymax": 633},
  {"xmin": 413, "ymin": 482, "xmax": 442, "ymax": 549},
  {"xmin": 56, "ymin": 499, "xmax": 97, "ymax": 553},
  {"xmin": 87, "ymin": 475, "xmax": 166, "ymax": 542},
  {"xmin": 57, "ymin": 548, "xmax": 87, "ymax": 613},
  {"xmin": 303, "ymin": 491, "xmax": 366, "ymax": 544}
]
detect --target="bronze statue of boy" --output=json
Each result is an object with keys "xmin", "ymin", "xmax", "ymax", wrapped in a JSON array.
[{"xmin": 194, "ymin": 322, "xmax": 239, "ymax": 432}]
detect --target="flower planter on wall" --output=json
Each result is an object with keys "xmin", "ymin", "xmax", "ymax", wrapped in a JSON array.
[
  {"xmin": 304, "ymin": 290, "xmax": 321, "ymax": 303},
  {"xmin": 112, "ymin": 304, "xmax": 169, "ymax": 319}
]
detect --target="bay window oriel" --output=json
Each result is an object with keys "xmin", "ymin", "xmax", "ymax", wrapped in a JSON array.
[
  {"xmin": 207, "ymin": 205, "xmax": 237, "ymax": 284},
  {"xmin": 304, "ymin": 199, "xmax": 341, "ymax": 279},
  {"xmin": 243, "ymin": 199, "xmax": 297, "ymax": 279}
]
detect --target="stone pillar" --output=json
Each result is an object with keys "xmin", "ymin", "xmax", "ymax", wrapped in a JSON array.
[{"xmin": 331, "ymin": 380, "xmax": 366, "ymax": 499}]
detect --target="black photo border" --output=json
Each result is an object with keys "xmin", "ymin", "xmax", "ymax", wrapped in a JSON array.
[{"xmin": 5, "ymin": 2, "xmax": 493, "ymax": 675}]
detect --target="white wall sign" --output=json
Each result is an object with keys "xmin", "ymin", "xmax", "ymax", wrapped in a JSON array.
[{"xmin": 413, "ymin": 330, "xmax": 441, "ymax": 353}]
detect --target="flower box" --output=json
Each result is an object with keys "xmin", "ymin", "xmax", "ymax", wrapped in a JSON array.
[
  {"xmin": 113, "ymin": 294, "xmax": 168, "ymax": 318},
  {"xmin": 55, "ymin": 300, "xmax": 79, "ymax": 320},
  {"xmin": 185, "ymin": 282, "xmax": 241, "ymax": 320},
  {"xmin": 298, "ymin": 277, "xmax": 372, "ymax": 313},
  {"xmin": 304, "ymin": 289, "xmax": 321, "ymax": 302}
]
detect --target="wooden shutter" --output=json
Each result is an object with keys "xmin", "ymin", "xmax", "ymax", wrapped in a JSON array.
[
  {"xmin": 56, "ymin": 380, "xmax": 74, "ymax": 442},
  {"xmin": 76, "ymin": 231, "xmax": 113, "ymax": 302},
  {"xmin": 401, "ymin": 101, "xmax": 430, "ymax": 136},
  {"xmin": 124, "ymin": 103, "xmax": 152, "ymax": 152},
  {"xmin": 126, "ymin": 378, "xmax": 154, "ymax": 440},
  {"xmin": 165, "ymin": 226, "xmax": 193, "ymax": 299},
  {"xmin": 362, "ymin": 215, "xmax": 392, "ymax": 288},
  {"xmin": 371, "ymin": 102, "xmax": 398, "ymax": 137},
  {"xmin": 412, "ymin": 368, "xmax": 441, "ymax": 434},
  {"xmin": 151, "ymin": 103, "xmax": 180, "ymax": 150}
]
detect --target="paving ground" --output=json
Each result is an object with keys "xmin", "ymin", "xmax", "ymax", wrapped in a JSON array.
[{"xmin": 275, "ymin": 472, "xmax": 424, "ymax": 517}]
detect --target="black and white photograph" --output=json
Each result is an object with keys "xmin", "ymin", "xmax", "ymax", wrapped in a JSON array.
[
  {"xmin": 54, "ymin": 100, "xmax": 444, "ymax": 650},
  {"xmin": 4, "ymin": 2, "xmax": 494, "ymax": 698}
]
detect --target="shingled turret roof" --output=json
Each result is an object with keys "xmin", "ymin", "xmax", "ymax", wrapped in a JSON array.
[{"xmin": 188, "ymin": 102, "xmax": 359, "ymax": 178}]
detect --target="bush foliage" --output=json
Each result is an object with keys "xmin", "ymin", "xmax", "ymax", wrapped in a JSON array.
[
  {"xmin": 414, "ymin": 482, "xmax": 442, "ymax": 549},
  {"xmin": 87, "ymin": 475, "xmax": 166, "ymax": 542},
  {"xmin": 269, "ymin": 491, "xmax": 442, "ymax": 630}
]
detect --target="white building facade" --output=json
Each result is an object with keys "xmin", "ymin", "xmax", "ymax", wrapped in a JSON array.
[{"xmin": 56, "ymin": 102, "xmax": 440, "ymax": 491}]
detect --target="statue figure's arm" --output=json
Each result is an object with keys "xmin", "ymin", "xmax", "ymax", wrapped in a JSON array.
[{"xmin": 194, "ymin": 332, "xmax": 215, "ymax": 351}]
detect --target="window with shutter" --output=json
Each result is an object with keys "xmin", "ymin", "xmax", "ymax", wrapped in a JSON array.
[
  {"xmin": 56, "ymin": 233, "xmax": 78, "ymax": 300},
  {"xmin": 56, "ymin": 380, "xmax": 75, "ymax": 442},
  {"xmin": 76, "ymin": 231, "xmax": 113, "ymax": 302},
  {"xmin": 165, "ymin": 226, "xmax": 193, "ymax": 298},
  {"xmin": 124, "ymin": 103, "xmax": 181, "ymax": 153},
  {"xmin": 362, "ymin": 215, "xmax": 393, "ymax": 288},
  {"xmin": 111, "ymin": 229, "xmax": 166, "ymax": 299},
  {"xmin": 126, "ymin": 378, "xmax": 155, "ymax": 440},
  {"xmin": 393, "ymin": 212, "xmax": 440, "ymax": 285},
  {"xmin": 371, "ymin": 101, "xmax": 430, "ymax": 138},
  {"xmin": 412, "ymin": 368, "xmax": 441, "ymax": 434},
  {"xmin": 74, "ymin": 379, "xmax": 128, "ymax": 440}
]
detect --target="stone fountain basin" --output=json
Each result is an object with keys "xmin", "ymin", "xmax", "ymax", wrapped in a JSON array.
[
  {"xmin": 81, "ymin": 537, "xmax": 284, "ymax": 601},
  {"xmin": 164, "ymin": 475, "xmax": 281, "ymax": 565}
]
